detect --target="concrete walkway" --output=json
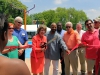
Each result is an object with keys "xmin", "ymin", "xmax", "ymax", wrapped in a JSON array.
[{"xmin": 25, "ymin": 58, "xmax": 87, "ymax": 75}]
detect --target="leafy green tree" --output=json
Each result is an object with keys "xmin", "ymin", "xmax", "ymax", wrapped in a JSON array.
[
  {"xmin": 8, "ymin": 17, "xmax": 14, "ymax": 23},
  {"xmin": 0, "ymin": 0, "xmax": 27, "ymax": 23},
  {"xmin": 55, "ymin": 7, "xmax": 68, "ymax": 29},
  {"xmin": 65, "ymin": 8, "xmax": 87, "ymax": 29},
  {"xmin": 30, "ymin": 7, "xmax": 88, "ymax": 29},
  {"xmin": 26, "ymin": 15, "xmax": 33, "ymax": 24}
]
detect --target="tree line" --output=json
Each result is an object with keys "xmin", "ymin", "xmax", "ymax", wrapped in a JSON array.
[{"xmin": 30, "ymin": 7, "xmax": 88, "ymax": 29}]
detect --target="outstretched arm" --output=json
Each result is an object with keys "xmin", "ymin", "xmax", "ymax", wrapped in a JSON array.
[{"xmin": 58, "ymin": 37, "xmax": 70, "ymax": 54}]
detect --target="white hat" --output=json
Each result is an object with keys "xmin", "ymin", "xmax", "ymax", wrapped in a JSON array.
[{"xmin": 93, "ymin": 18, "xmax": 100, "ymax": 22}]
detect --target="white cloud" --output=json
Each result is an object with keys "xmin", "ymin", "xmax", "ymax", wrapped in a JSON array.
[
  {"xmin": 20, "ymin": 0, "xmax": 33, "ymax": 2},
  {"xmin": 84, "ymin": 8, "xmax": 100, "ymax": 20},
  {"xmin": 54, "ymin": 0, "xmax": 68, "ymax": 4},
  {"xmin": 51, "ymin": 7, "xmax": 57, "ymax": 10}
]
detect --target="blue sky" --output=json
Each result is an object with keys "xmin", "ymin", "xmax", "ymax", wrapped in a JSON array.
[{"xmin": 19, "ymin": 0, "xmax": 100, "ymax": 20}]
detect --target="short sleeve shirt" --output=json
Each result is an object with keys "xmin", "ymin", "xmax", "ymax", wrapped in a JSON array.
[
  {"xmin": 81, "ymin": 29, "xmax": 100, "ymax": 59},
  {"xmin": 13, "ymin": 28, "xmax": 28, "ymax": 45},
  {"xmin": 63, "ymin": 30, "xmax": 80, "ymax": 49}
]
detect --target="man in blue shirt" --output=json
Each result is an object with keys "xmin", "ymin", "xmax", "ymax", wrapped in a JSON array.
[
  {"xmin": 57, "ymin": 22, "xmax": 65, "ymax": 75},
  {"xmin": 44, "ymin": 23, "xmax": 69, "ymax": 75},
  {"xmin": 13, "ymin": 16, "xmax": 28, "ymax": 61}
]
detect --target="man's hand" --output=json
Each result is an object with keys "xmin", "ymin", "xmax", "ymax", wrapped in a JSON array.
[
  {"xmin": 66, "ymin": 50, "xmax": 71, "ymax": 55},
  {"xmin": 28, "ymin": 45, "xmax": 32, "ymax": 48},
  {"xmin": 19, "ymin": 45, "xmax": 32, "ymax": 49},
  {"xmin": 79, "ymin": 42, "xmax": 88, "ymax": 48},
  {"xmin": 18, "ymin": 49, "xmax": 24, "ymax": 56}
]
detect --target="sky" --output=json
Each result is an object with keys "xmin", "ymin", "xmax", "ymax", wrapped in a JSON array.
[{"xmin": 19, "ymin": 0, "xmax": 100, "ymax": 20}]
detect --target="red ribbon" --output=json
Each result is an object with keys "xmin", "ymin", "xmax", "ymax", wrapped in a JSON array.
[
  {"xmin": 5, "ymin": 45, "xmax": 32, "ymax": 49},
  {"xmin": 32, "ymin": 46, "xmax": 38, "ymax": 62},
  {"xmin": 5, "ymin": 45, "xmax": 38, "ymax": 62},
  {"xmin": 65, "ymin": 42, "xmax": 100, "ymax": 55},
  {"xmin": 69, "ymin": 42, "xmax": 88, "ymax": 54}
]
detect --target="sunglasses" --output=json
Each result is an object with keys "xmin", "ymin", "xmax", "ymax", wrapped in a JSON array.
[
  {"xmin": 17, "ymin": 22, "xmax": 22, "ymax": 24},
  {"xmin": 94, "ymin": 22, "xmax": 98, "ymax": 24},
  {"xmin": 86, "ymin": 23, "xmax": 92, "ymax": 26},
  {"xmin": 66, "ymin": 26, "xmax": 71, "ymax": 28},
  {"xmin": 8, "ymin": 28, "xmax": 14, "ymax": 29}
]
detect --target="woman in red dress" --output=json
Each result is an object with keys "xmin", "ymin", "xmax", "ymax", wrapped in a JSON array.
[{"xmin": 31, "ymin": 25, "xmax": 47, "ymax": 75}]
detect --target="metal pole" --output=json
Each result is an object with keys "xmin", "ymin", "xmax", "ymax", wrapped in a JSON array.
[
  {"xmin": 24, "ymin": 10, "xmax": 26, "ymax": 30},
  {"xmin": 36, "ymin": 20, "xmax": 38, "ymax": 28}
]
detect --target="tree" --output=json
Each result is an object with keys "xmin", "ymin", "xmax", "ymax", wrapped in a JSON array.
[
  {"xmin": 67, "ymin": 8, "xmax": 87, "ymax": 29},
  {"xmin": 26, "ymin": 15, "xmax": 33, "ymax": 24},
  {"xmin": 30, "ymin": 7, "xmax": 88, "ymax": 29},
  {"xmin": 0, "ymin": 0, "xmax": 27, "ymax": 23}
]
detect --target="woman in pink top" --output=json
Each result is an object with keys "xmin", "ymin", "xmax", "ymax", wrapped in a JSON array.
[{"xmin": 31, "ymin": 25, "xmax": 47, "ymax": 75}]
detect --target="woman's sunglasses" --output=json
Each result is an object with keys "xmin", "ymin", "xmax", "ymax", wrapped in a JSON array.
[{"xmin": 8, "ymin": 28, "xmax": 14, "ymax": 29}]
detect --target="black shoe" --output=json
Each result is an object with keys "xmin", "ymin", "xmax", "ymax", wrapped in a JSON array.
[
  {"xmin": 93, "ymin": 72, "xmax": 95, "ymax": 75},
  {"xmin": 81, "ymin": 73, "xmax": 85, "ymax": 75},
  {"xmin": 61, "ymin": 73, "xmax": 65, "ymax": 75}
]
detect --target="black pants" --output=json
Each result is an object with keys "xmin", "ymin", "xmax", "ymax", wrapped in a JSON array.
[
  {"xmin": 19, "ymin": 50, "xmax": 25, "ymax": 61},
  {"xmin": 93, "ymin": 66, "xmax": 95, "ymax": 75},
  {"xmin": 60, "ymin": 48, "xmax": 65, "ymax": 75},
  {"xmin": 98, "ymin": 65, "xmax": 100, "ymax": 75}
]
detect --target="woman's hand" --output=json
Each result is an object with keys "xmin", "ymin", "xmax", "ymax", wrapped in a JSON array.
[
  {"xmin": 9, "ymin": 47, "xmax": 17, "ymax": 51},
  {"xmin": 41, "ymin": 48, "xmax": 46, "ymax": 52}
]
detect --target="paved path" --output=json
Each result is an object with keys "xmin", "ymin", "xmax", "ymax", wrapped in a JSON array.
[{"xmin": 25, "ymin": 58, "xmax": 87, "ymax": 75}]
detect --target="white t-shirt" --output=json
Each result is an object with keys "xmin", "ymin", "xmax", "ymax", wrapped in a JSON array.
[{"xmin": 76, "ymin": 30, "xmax": 86, "ymax": 39}]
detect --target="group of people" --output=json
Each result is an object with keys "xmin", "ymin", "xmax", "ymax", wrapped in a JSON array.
[
  {"xmin": 31, "ymin": 18, "xmax": 100, "ymax": 75},
  {"xmin": 0, "ymin": 13, "xmax": 100, "ymax": 75},
  {"xmin": 1, "ymin": 16, "xmax": 28, "ymax": 61}
]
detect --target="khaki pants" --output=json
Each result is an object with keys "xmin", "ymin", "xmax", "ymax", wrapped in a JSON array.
[
  {"xmin": 86, "ymin": 59, "xmax": 95, "ymax": 72},
  {"xmin": 78, "ymin": 47, "xmax": 86, "ymax": 73},
  {"xmin": 64, "ymin": 50, "xmax": 78, "ymax": 75}
]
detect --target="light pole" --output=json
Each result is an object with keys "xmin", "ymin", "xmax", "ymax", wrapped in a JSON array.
[
  {"xmin": 33, "ymin": 20, "xmax": 45, "ymax": 28},
  {"xmin": 24, "ymin": 4, "xmax": 35, "ymax": 30},
  {"xmin": 36, "ymin": 20, "xmax": 39, "ymax": 28}
]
